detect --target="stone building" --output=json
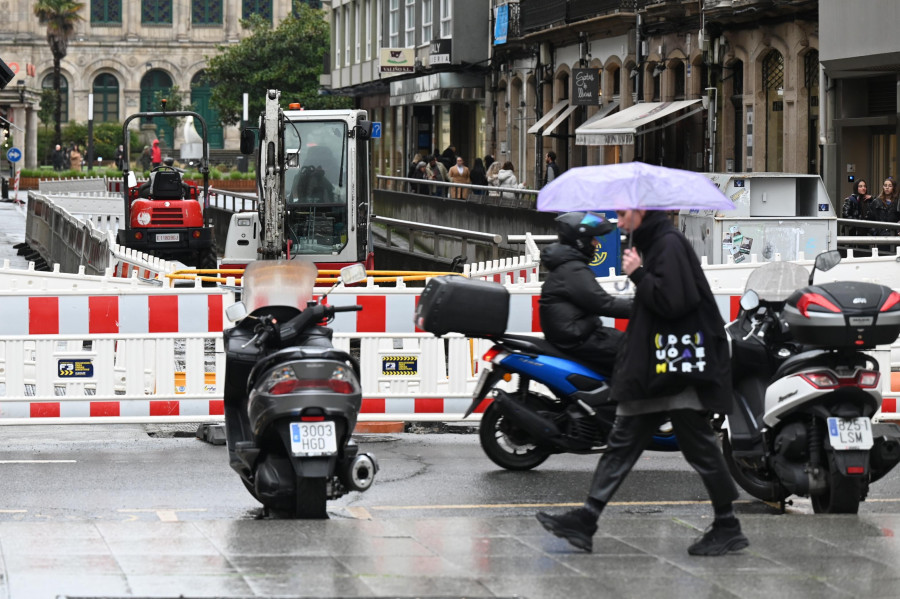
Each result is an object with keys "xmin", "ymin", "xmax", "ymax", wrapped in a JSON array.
[{"xmin": 0, "ymin": 1, "xmax": 310, "ymax": 169}]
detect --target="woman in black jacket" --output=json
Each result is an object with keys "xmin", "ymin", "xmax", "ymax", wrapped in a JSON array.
[{"xmin": 537, "ymin": 210, "xmax": 747, "ymax": 557}]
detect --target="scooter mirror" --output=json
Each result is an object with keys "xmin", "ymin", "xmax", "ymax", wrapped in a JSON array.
[
  {"xmin": 740, "ymin": 289, "xmax": 759, "ymax": 312},
  {"xmin": 127, "ymin": 171, "xmax": 137, "ymax": 188},
  {"xmin": 339, "ymin": 263, "xmax": 367, "ymax": 285},
  {"xmin": 814, "ymin": 249, "xmax": 841, "ymax": 273},
  {"xmin": 225, "ymin": 301, "xmax": 248, "ymax": 322}
]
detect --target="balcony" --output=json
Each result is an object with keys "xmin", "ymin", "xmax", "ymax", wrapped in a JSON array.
[
  {"xmin": 703, "ymin": 0, "xmax": 816, "ymax": 26},
  {"xmin": 519, "ymin": 0, "xmax": 636, "ymax": 35}
]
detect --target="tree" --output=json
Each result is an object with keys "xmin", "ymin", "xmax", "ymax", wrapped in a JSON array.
[
  {"xmin": 205, "ymin": 2, "xmax": 352, "ymax": 127},
  {"xmin": 33, "ymin": 0, "xmax": 84, "ymax": 145}
]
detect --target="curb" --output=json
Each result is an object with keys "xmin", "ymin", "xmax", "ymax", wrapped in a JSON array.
[{"xmin": 354, "ymin": 421, "xmax": 405, "ymax": 434}]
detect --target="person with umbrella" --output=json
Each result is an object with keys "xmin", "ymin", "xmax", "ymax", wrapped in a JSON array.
[{"xmin": 535, "ymin": 164, "xmax": 747, "ymax": 556}]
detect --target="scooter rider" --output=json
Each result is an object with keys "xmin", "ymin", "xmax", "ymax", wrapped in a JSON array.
[{"xmin": 539, "ymin": 212, "xmax": 632, "ymax": 375}]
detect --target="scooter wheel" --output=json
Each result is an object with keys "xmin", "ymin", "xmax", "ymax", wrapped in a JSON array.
[
  {"xmin": 722, "ymin": 437, "xmax": 788, "ymax": 503},
  {"xmin": 479, "ymin": 401, "xmax": 550, "ymax": 471},
  {"xmin": 811, "ymin": 465, "xmax": 863, "ymax": 514}
]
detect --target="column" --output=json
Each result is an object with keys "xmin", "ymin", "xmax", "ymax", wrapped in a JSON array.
[{"xmin": 26, "ymin": 105, "xmax": 38, "ymax": 169}]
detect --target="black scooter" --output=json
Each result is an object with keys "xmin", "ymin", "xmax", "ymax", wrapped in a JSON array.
[{"xmin": 223, "ymin": 260, "xmax": 377, "ymax": 518}]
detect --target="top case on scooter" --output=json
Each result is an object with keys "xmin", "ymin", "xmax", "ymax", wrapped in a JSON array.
[
  {"xmin": 416, "ymin": 275, "xmax": 509, "ymax": 337},
  {"xmin": 783, "ymin": 281, "xmax": 900, "ymax": 348}
]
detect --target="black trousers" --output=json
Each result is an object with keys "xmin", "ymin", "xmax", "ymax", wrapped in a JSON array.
[{"xmin": 587, "ymin": 409, "xmax": 739, "ymax": 510}]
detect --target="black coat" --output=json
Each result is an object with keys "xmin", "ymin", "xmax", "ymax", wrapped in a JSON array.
[
  {"xmin": 611, "ymin": 212, "xmax": 733, "ymax": 414},
  {"xmin": 868, "ymin": 196, "xmax": 900, "ymax": 236},
  {"xmin": 538, "ymin": 242, "xmax": 632, "ymax": 350}
]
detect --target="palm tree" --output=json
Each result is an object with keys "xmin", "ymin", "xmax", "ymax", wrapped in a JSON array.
[{"xmin": 33, "ymin": 0, "xmax": 84, "ymax": 145}]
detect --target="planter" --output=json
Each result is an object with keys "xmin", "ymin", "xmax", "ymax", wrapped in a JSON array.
[{"xmin": 208, "ymin": 179, "xmax": 256, "ymax": 192}]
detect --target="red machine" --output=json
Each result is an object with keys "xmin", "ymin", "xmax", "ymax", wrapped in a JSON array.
[{"xmin": 117, "ymin": 110, "xmax": 217, "ymax": 270}]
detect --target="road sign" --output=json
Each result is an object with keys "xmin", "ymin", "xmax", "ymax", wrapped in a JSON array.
[
  {"xmin": 371, "ymin": 122, "xmax": 382, "ymax": 139},
  {"xmin": 6, "ymin": 147, "xmax": 21, "ymax": 163}
]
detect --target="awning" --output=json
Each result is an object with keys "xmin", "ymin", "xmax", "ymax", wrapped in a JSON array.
[
  {"xmin": 575, "ymin": 99, "xmax": 703, "ymax": 146},
  {"xmin": 542, "ymin": 103, "xmax": 579, "ymax": 137},
  {"xmin": 567, "ymin": 100, "xmax": 620, "ymax": 138},
  {"xmin": 526, "ymin": 100, "xmax": 569, "ymax": 135}
]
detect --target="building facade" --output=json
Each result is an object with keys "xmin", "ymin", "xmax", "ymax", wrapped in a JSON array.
[{"xmin": 0, "ymin": 0, "xmax": 309, "ymax": 169}]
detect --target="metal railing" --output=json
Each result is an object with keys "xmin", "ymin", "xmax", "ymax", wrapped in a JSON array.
[{"xmin": 375, "ymin": 175, "xmax": 538, "ymax": 209}]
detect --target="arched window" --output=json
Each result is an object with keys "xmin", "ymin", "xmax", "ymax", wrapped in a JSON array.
[
  {"xmin": 92, "ymin": 74, "xmax": 119, "ymax": 122},
  {"xmin": 805, "ymin": 50, "xmax": 819, "ymax": 174},
  {"xmin": 763, "ymin": 50, "xmax": 784, "ymax": 172},
  {"xmin": 190, "ymin": 71, "xmax": 224, "ymax": 149},
  {"xmin": 41, "ymin": 74, "xmax": 69, "ymax": 123},
  {"xmin": 140, "ymin": 70, "xmax": 174, "ymax": 146},
  {"xmin": 672, "ymin": 62, "xmax": 685, "ymax": 100}
]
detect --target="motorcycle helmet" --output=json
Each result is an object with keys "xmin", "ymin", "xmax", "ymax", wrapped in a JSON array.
[{"xmin": 555, "ymin": 211, "xmax": 615, "ymax": 257}]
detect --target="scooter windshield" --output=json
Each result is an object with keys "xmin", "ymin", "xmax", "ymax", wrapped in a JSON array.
[
  {"xmin": 241, "ymin": 259, "xmax": 317, "ymax": 313},
  {"xmin": 743, "ymin": 261, "xmax": 809, "ymax": 302}
]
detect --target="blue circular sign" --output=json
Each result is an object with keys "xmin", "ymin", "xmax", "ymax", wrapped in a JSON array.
[{"xmin": 6, "ymin": 147, "xmax": 21, "ymax": 163}]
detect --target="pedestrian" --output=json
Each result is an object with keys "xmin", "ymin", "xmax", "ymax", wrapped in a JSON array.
[
  {"xmin": 140, "ymin": 145, "xmax": 152, "ymax": 172},
  {"xmin": 151, "ymin": 139, "xmax": 162, "ymax": 169},
  {"xmin": 537, "ymin": 208, "xmax": 747, "ymax": 557},
  {"xmin": 544, "ymin": 151, "xmax": 561, "ymax": 187},
  {"xmin": 51, "ymin": 143, "xmax": 64, "ymax": 171},
  {"xmin": 449, "ymin": 156, "xmax": 471, "ymax": 199},
  {"xmin": 411, "ymin": 160, "xmax": 430, "ymax": 195},
  {"xmin": 427, "ymin": 154, "xmax": 449, "ymax": 197},
  {"xmin": 63, "ymin": 144, "xmax": 71, "ymax": 170},
  {"xmin": 68, "ymin": 144, "xmax": 83, "ymax": 172},
  {"xmin": 484, "ymin": 154, "xmax": 495, "ymax": 171},
  {"xmin": 869, "ymin": 177, "xmax": 900, "ymax": 235},
  {"xmin": 114, "ymin": 144, "xmax": 125, "ymax": 171},
  {"xmin": 469, "ymin": 157, "xmax": 489, "ymax": 197},
  {"xmin": 539, "ymin": 212, "xmax": 632, "ymax": 374},
  {"xmin": 486, "ymin": 160, "xmax": 502, "ymax": 198},
  {"xmin": 496, "ymin": 161, "xmax": 519, "ymax": 200},
  {"xmin": 440, "ymin": 145, "xmax": 456, "ymax": 170}
]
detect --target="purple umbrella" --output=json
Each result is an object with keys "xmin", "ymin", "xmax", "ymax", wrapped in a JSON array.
[{"xmin": 537, "ymin": 162, "xmax": 735, "ymax": 213}]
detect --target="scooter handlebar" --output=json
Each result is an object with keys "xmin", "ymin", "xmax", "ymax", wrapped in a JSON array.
[{"xmin": 329, "ymin": 305, "xmax": 363, "ymax": 314}]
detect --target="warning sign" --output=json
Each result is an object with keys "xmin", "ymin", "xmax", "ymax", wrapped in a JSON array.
[
  {"xmin": 382, "ymin": 355, "xmax": 418, "ymax": 375},
  {"xmin": 58, "ymin": 359, "xmax": 94, "ymax": 378}
]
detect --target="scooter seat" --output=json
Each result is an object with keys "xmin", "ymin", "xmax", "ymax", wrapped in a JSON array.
[{"xmin": 497, "ymin": 334, "xmax": 610, "ymax": 377}]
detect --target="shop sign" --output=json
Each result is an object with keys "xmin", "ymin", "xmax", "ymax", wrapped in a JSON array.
[
  {"xmin": 380, "ymin": 48, "xmax": 415, "ymax": 73},
  {"xmin": 572, "ymin": 68, "xmax": 601, "ymax": 106}
]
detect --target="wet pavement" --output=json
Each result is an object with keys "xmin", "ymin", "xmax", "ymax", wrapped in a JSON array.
[{"xmin": 0, "ymin": 512, "xmax": 899, "ymax": 598}]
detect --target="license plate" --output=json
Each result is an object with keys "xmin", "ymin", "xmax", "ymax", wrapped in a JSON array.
[
  {"xmin": 289, "ymin": 421, "xmax": 337, "ymax": 456},
  {"xmin": 826, "ymin": 417, "xmax": 874, "ymax": 450},
  {"xmin": 156, "ymin": 233, "xmax": 180, "ymax": 242}
]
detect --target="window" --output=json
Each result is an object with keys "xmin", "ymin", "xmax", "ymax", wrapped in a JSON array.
[
  {"xmin": 365, "ymin": 0, "xmax": 372, "ymax": 60},
  {"xmin": 142, "ymin": 0, "xmax": 172, "ymax": 24},
  {"xmin": 389, "ymin": 0, "xmax": 399, "ymax": 47},
  {"xmin": 763, "ymin": 50, "xmax": 784, "ymax": 172},
  {"xmin": 334, "ymin": 8, "xmax": 341, "ymax": 68},
  {"xmin": 672, "ymin": 62, "xmax": 685, "ymax": 100},
  {"xmin": 92, "ymin": 74, "xmax": 119, "ymax": 123},
  {"xmin": 404, "ymin": 0, "xmax": 415, "ymax": 47},
  {"xmin": 192, "ymin": 0, "xmax": 222, "ymax": 25},
  {"xmin": 439, "ymin": 0, "xmax": 451, "ymax": 38},
  {"xmin": 41, "ymin": 74, "xmax": 68, "ymax": 122},
  {"xmin": 355, "ymin": 3, "xmax": 361, "ymax": 63},
  {"xmin": 91, "ymin": 0, "xmax": 121, "ymax": 24},
  {"xmin": 344, "ymin": 5, "xmax": 351, "ymax": 66},
  {"xmin": 377, "ymin": 0, "xmax": 383, "ymax": 49},
  {"xmin": 293, "ymin": 0, "xmax": 322, "ymax": 12},
  {"xmin": 422, "ymin": 0, "xmax": 432, "ymax": 45},
  {"xmin": 242, "ymin": 0, "xmax": 272, "ymax": 21}
]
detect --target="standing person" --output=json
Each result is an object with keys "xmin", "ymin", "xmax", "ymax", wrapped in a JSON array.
[
  {"xmin": 536, "ymin": 209, "xmax": 747, "ymax": 557},
  {"xmin": 448, "ymin": 156, "xmax": 471, "ymax": 199},
  {"xmin": 151, "ymin": 139, "xmax": 162, "ymax": 168},
  {"xmin": 544, "ymin": 151, "xmax": 561, "ymax": 187},
  {"xmin": 868, "ymin": 177, "xmax": 900, "ymax": 244},
  {"xmin": 410, "ymin": 160, "xmax": 430, "ymax": 195},
  {"xmin": 497, "ymin": 161, "xmax": 518, "ymax": 199},
  {"xmin": 440, "ymin": 145, "xmax": 456, "ymax": 170},
  {"xmin": 840, "ymin": 179, "xmax": 874, "ymax": 243},
  {"xmin": 469, "ymin": 157, "xmax": 489, "ymax": 197},
  {"xmin": 427, "ymin": 155, "xmax": 449, "ymax": 197},
  {"xmin": 114, "ymin": 145, "xmax": 125, "ymax": 171},
  {"xmin": 68, "ymin": 144, "xmax": 83, "ymax": 172},
  {"xmin": 140, "ymin": 145, "xmax": 152, "ymax": 172},
  {"xmin": 52, "ymin": 144, "xmax": 64, "ymax": 171},
  {"xmin": 539, "ymin": 212, "xmax": 632, "ymax": 375}
]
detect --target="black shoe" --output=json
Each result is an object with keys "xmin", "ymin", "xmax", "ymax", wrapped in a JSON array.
[
  {"xmin": 688, "ymin": 520, "xmax": 749, "ymax": 556},
  {"xmin": 536, "ymin": 508, "xmax": 598, "ymax": 552}
]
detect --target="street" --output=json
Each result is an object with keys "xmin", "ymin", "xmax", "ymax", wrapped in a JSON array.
[{"xmin": 0, "ymin": 423, "xmax": 899, "ymax": 598}]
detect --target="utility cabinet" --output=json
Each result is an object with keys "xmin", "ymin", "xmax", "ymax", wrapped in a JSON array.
[{"xmin": 679, "ymin": 173, "xmax": 837, "ymax": 264}]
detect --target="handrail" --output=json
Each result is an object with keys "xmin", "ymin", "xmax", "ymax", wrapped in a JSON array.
[{"xmin": 371, "ymin": 215, "xmax": 503, "ymax": 244}]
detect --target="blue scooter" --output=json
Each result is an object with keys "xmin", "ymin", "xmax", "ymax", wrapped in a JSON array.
[{"xmin": 463, "ymin": 334, "xmax": 679, "ymax": 470}]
